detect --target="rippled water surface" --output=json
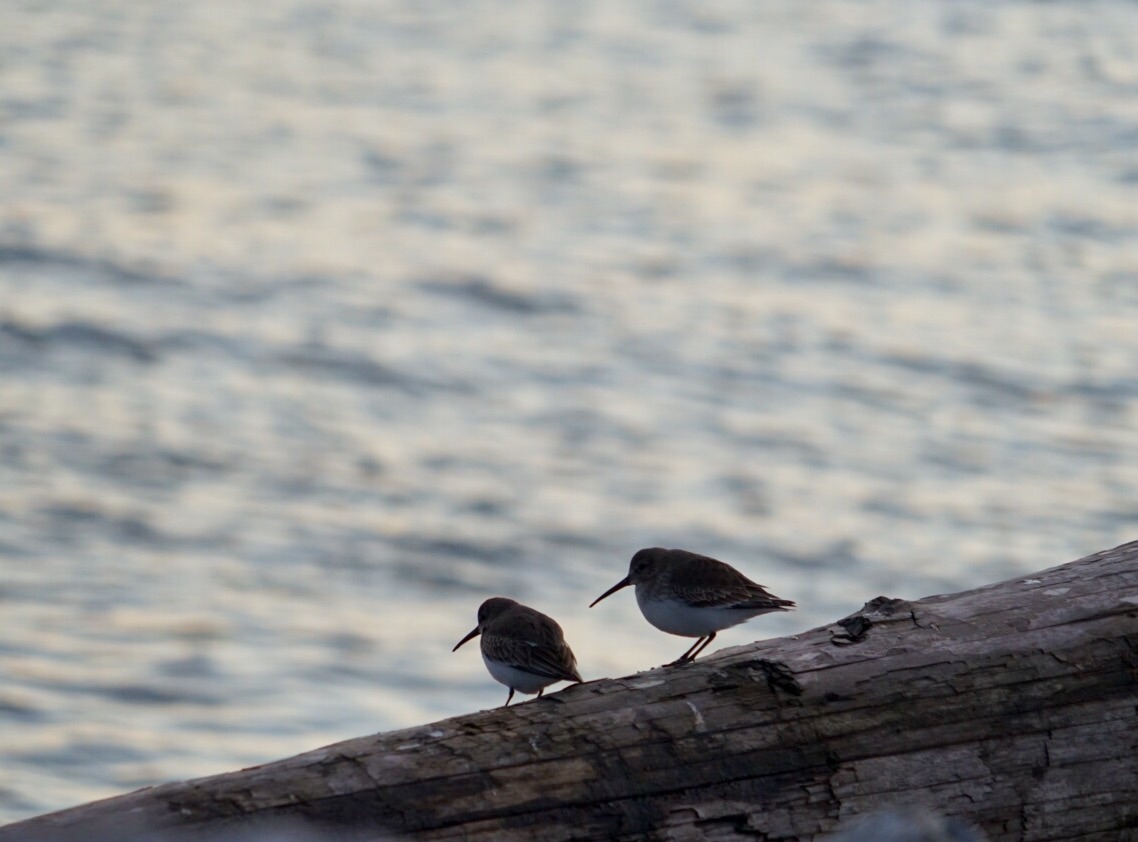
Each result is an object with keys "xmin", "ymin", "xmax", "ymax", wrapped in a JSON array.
[{"xmin": 2, "ymin": 0, "xmax": 1137, "ymax": 824}]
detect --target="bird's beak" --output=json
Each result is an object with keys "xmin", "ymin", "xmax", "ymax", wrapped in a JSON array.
[
  {"xmin": 453, "ymin": 627, "xmax": 480, "ymax": 652},
  {"xmin": 589, "ymin": 576, "xmax": 631, "ymax": 607}
]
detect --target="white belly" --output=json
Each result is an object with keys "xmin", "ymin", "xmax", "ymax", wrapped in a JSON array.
[
  {"xmin": 482, "ymin": 653, "xmax": 557, "ymax": 694},
  {"xmin": 635, "ymin": 588, "xmax": 761, "ymax": 637}
]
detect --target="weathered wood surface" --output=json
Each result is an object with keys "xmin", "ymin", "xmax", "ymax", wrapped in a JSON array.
[{"xmin": 4, "ymin": 541, "xmax": 1137, "ymax": 842}]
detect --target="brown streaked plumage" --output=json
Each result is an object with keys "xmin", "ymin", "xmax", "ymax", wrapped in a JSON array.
[
  {"xmin": 591, "ymin": 547, "xmax": 795, "ymax": 666},
  {"xmin": 453, "ymin": 597, "xmax": 582, "ymax": 706}
]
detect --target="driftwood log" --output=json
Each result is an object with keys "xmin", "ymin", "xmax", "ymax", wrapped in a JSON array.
[{"xmin": 4, "ymin": 541, "xmax": 1137, "ymax": 842}]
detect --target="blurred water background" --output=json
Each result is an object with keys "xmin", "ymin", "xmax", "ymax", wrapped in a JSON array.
[{"xmin": 1, "ymin": 0, "xmax": 1137, "ymax": 825}]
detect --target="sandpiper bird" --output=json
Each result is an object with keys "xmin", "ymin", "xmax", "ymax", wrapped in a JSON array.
[
  {"xmin": 590, "ymin": 547, "xmax": 795, "ymax": 665},
  {"xmin": 453, "ymin": 597, "xmax": 583, "ymax": 706}
]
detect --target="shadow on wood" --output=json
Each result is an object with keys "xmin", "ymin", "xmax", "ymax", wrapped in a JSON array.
[{"xmin": 3, "ymin": 541, "xmax": 1137, "ymax": 841}]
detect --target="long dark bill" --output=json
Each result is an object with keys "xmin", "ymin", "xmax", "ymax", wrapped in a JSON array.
[
  {"xmin": 452, "ymin": 627, "xmax": 480, "ymax": 652},
  {"xmin": 589, "ymin": 576, "xmax": 631, "ymax": 607}
]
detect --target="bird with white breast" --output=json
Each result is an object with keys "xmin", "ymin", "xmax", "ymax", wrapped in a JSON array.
[
  {"xmin": 590, "ymin": 547, "xmax": 795, "ymax": 666},
  {"xmin": 453, "ymin": 597, "xmax": 583, "ymax": 706}
]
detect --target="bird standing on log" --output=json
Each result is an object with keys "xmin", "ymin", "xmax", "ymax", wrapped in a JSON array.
[
  {"xmin": 453, "ymin": 597, "xmax": 583, "ymax": 706},
  {"xmin": 591, "ymin": 547, "xmax": 795, "ymax": 665}
]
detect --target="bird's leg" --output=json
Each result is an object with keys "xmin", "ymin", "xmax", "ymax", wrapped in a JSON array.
[
  {"xmin": 666, "ymin": 635, "xmax": 709, "ymax": 667},
  {"xmin": 537, "ymin": 688, "xmax": 544, "ymax": 699},
  {"xmin": 686, "ymin": 631, "xmax": 717, "ymax": 661},
  {"xmin": 504, "ymin": 688, "xmax": 515, "ymax": 706}
]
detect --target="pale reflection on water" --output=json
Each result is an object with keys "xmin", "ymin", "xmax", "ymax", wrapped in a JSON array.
[{"xmin": 2, "ymin": 0, "xmax": 1137, "ymax": 825}]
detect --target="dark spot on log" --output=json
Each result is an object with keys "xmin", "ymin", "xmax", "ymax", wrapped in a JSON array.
[
  {"xmin": 694, "ymin": 811, "xmax": 764, "ymax": 836},
  {"xmin": 706, "ymin": 659, "xmax": 801, "ymax": 697},
  {"xmin": 668, "ymin": 806, "xmax": 701, "ymax": 821},
  {"xmin": 165, "ymin": 790, "xmax": 244, "ymax": 823},
  {"xmin": 824, "ymin": 691, "xmax": 854, "ymax": 703},
  {"xmin": 831, "ymin": 615, "xmax": 873, "ymax": 645},
  {"xmin": 832, "ymin": 599, "xmax": 917, "ymax": 643},
  {"xmin": 706, "ymin": 671, "xmax": 743, "ymax": 692},
  {"xmin": 593, "ymin": 796, "xmax": 668, "ymax": 838},
  {"xmin": 756, "ymin": 659, "xmax": 802, "ymax": 696},
  {"xmin": 863, "ymin": 596, "xmax": 909, "ymax": 615}
]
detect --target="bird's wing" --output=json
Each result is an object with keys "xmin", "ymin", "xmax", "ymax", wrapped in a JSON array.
[
  {"xmin": 669, "ymin": 553, "xmax": 794, "ymax": 610},
  {"xmin": 482, "ymin": 613, "xmax": 582, "ymax": 682}
]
